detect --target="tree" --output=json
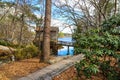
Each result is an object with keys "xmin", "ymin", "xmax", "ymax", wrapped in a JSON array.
[
  {"xmin": 114, "ymin": 0, "xmax": 117, "ymax": 15},
  {"xmin": 41, "ymin": 0, "xmax": 52, "ymax": 62},
  {"xmin": 0, "ymin": 0, "xmax": 41, "ymax": 45},
  {"xmin": 53, "ymin": 0, "xmax": 117, "ymax": 32}
]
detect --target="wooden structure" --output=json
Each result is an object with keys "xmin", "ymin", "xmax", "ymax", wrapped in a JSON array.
[
  {"xmin": 34, "ymin": 27, "xmax": 59, "ymax": 42},
  {"xmin": 33, "ymin": 27, "xmax": 59, "ymax": 55},
  {"xmin": 57, "ymin": 41, "xmax": 74, "ymax": 55},
  {"xmin": 57, "ymin": 41, "xmax": 73, "ymax": 46}
]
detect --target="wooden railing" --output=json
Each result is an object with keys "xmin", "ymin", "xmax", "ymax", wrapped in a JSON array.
[{"xmin": 57, "ymin": 41, "xmax": 73, "ymax": 46}]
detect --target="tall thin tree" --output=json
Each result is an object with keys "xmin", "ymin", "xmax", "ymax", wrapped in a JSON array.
[
  {"xmin": 41, "ymin": 0, "xmax": 51, "ymax": 62},
  {"xmin": 114, "ymin": 0, "xmax": 117, "ymax": 15}
]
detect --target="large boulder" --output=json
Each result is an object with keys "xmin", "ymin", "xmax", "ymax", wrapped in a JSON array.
[{"xmin": 0, "ymin": 45, "xmax": 16, "ymax": 56}]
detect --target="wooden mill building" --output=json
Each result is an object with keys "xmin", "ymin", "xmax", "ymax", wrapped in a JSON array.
[{"xmin": 33, "ymin": 26, "xmax": 59, "ymax": 55}]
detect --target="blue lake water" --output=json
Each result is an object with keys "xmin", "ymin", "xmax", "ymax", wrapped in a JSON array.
[{"xmin": 58, "ymin": 37, "xmax": 74, "ymax": 56}]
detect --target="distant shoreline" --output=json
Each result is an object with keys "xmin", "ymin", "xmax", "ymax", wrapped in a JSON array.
[{"xmin": 58, "ymin": 33, "xmax": 72, "ymax": 38}]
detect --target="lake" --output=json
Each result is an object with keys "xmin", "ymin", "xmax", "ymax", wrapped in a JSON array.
[{"xmin": 58, "ymin": 37, "xmax": 74, "ymax": 56}]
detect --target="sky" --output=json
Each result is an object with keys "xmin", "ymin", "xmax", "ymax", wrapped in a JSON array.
[
  {"xmin": 51, "ymin": 0, "xmax": 82, "ymax": 34},
  {"xmin": 1, "ymin": 0, "xmax": 88, "ymax": 34},
  {"xmin": 51, "ymin": 0, "xmax": 94, "ymax": 34},
  {"xmin": 34, "ymin": 0, "xmax": 79, "ymax": 34}
]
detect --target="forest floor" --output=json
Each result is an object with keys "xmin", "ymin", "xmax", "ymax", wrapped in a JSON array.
[
  {"xmin": 0, "ymin": 55, "xmax": 72, "ymax": 80},
  {"xmin": 0, "ymin": 56, "xmax": 119, "ymax": 80},
  {"xmin": 0, "ymin": 58, "xmax": 49, "ymax": 80}
]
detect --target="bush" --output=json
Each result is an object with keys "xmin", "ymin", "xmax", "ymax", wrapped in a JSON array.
[
  {"xmin": 73, "ymin": 14, "xmax": 120, "ymax": 80},
  {"xmin": 0, "ymin": 39, "xmax": 19, "ymax": 48},
  {"xmin": 15, "ymin": 49, "xmax": 24, "ymax": 60},
  {"xmin": 0, "ymin": 39, "xmax": 11, "ymax": 46},
  {"xmin": 24, "ymin": 44, "xmax": 39, "ymax": 58},
  {"xmin": 15, "ymin": 43, "xmax": 39, "ymax": 60}
]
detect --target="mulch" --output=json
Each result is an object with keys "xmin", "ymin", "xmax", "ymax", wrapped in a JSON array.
[{"xmin": 0, "ymin": 58, "xmax": 49, "ymax": 80}]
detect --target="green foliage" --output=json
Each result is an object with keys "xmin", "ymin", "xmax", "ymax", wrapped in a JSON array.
[
  {"xmin": 15, "ymin": 49, "xmax": 24, "ymax": 60},
  {"xmin": 102, "ymin": 14, "xmax": 120, "ymax": 31},
  {"xmin": 75, "ymin": 59, "xmax": 99, "ymax": 78},
  {"xmin": 100, "ymin": 61, "xmax": 119, "ymax": 80},
  {"xmin": 0, "ymin": 40, "xmax": 12, "ymax": 46},
  {"xmin": 0, "ymin": 39, "xmax": 25, "ymax": 48},
  {"xmin": 74, "ymin": 14, "xmax": 120, "ymax": 79},
  {"xmin": 15, "ymin": 43, "xmax": 39, "ymax": 60}
]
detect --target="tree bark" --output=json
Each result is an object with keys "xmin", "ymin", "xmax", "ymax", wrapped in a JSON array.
[
  {"xmin": 19, "ymin": 13, "xmax": 24, "ymax": 46},
  {"xmin": 114, "ymin": 0, "xmax": 117, "ymax": 15},
  {"xmin": 41, "ymin": 0, "xmax": 51, "ymax": 62}
]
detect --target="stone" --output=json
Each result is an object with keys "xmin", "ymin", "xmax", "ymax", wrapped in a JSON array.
[{"xmin": 18, "ymin": 54, "xmax": 84, "ymax": 80}]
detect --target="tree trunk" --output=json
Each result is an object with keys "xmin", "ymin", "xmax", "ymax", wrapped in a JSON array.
[
  {"xmin": 114, "ymin": 0, "xmax": 117, "ymax": 15},
  {"xmin": 41, "ymin": 0, "xmax": 51, "ymax": 62},
  {"xmin": 19, "ymin": 13, "xmax": 24, "ymax": 45},
  {"xmin": 11, "ymin": 0, "xmax": 18, "ymax": 42}
]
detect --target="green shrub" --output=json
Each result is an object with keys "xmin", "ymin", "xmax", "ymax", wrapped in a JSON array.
[
  {"xmin": 0, "ymin": 39, "xmax": 19, "ymax": 48},
  {"xmin": 0, "ymin": 40, "xmax": 11, "ymax": 46},
  {"xmin": 73, "ymin": 14, "xmax": 120, "ymax": 80},
  {"xmin": 15, "ymin": 43, "xmax": 39, "ymax": 60},
  {"xmin": 24, "ymin": 44, "xmax": 39, "ymax": 58},
  {"xmin": 15, "ymin": 49, "xmax": 24, "ymax": 60}
]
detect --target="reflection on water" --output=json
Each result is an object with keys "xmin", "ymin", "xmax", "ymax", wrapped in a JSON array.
[{"xmin": 58, "ymin": 37, "xmax": 74, "ymax": 56}]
